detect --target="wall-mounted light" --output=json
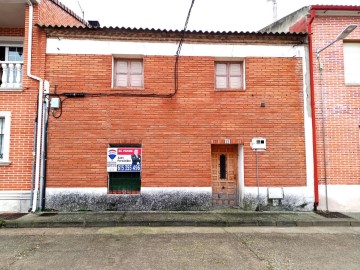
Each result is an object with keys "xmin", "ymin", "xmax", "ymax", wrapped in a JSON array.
[{"xmin": 317, "ymin": 24, "xmax": 357, "ymax": 57}]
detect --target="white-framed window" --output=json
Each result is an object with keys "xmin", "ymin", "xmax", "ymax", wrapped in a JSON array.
[
  {"xmin": 344, "ymin": 43, "xmax": 360, "ymax": 85},
  {"xmin": 215, "ymin": 62, "xmax": 244, "ymax": 89},
  {"xmin": 0, "ymin": 111, "xmax": 11, "ymax": 165},
  {"xmin": 0, "ymin": 44, "xmax": 24, "ymax": 89},
  {"xmin": 0, "ymin": 45, "xmax": 24, "ymax": 62},
  {"xmin": 114, "ymin": 59, "xmax": 143, "ymax": 88}
]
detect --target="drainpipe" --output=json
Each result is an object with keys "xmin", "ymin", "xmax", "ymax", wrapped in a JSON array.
[
  {"xmin": 26, "ymin": 0, "xmax": 44, "ymax": 212},
  {"xmin": 307, "ymin": 8, "xmax": 319, "ymax": 209},
  {"xmin": 29, "ymin": 116, "xmax": 37, "ymax": 210}
]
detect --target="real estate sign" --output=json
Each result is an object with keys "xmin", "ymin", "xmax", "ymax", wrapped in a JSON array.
[{"xmin": 107, "ymin": 147, "xmax": 142, "ymax": 172}]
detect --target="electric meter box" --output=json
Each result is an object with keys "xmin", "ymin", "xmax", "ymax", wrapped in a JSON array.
[
  {"xmin": 250, "ymin": 137, "xmax": 266, "ymax": 151},
  {"xmin": 50, "ymin": 98, "xmax": 60, "ymax": 109}
]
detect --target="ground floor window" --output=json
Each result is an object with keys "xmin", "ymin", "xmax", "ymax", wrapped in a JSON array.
[
  {"xmin": 0, "ymin": 111, "xmax": 11, "ymax": 164},
  {"xmin": 108, "ymin": 172, "xmax": 141, "ymax": 194},
  {"xmin": 107, "ymin": 144, "xmax": 142, "ymax": 194}
]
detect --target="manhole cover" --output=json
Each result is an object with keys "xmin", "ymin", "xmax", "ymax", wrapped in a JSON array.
[
  {"xmin": 0, "ymin": 213, "xmax": 27, "ymax": 220},
  {"xmin": 315, "ymin": 211, "xmax": 351, "ymax": 219},
  {"xmin": 39, "ymin": 213, "xmax": 58, "ymax": 217}
]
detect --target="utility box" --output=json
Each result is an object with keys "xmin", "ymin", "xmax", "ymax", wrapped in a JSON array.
[
  {"xmin": 50, "ymin": 98, "xmax": 60, "ymax": 109},
  {"xmin": 250, "ymin": 137, "xmax": 266, "ymax": 151}
]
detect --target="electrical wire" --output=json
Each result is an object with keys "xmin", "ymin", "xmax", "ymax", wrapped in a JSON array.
[
  {"xmin": 174, "ymin": 0, "xmax": 196, "ymax": 96},
  {"xmin": 47, "ymin": 0, "xmax": 197, "ymax": 118}
]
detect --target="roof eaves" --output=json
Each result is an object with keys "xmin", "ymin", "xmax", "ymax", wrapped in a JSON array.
[
  {"xmin": 311, "ymin": 5, "xmax": 360, "ymax": 11},
  {"xmin": 36, "ymin": 24, "xmax": 307, "ymax": 36}
]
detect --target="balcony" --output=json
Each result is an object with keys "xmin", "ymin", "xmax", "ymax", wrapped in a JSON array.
[{"xmin": 0, "ymin": 61, "xmax": 23, "ymax": 90}]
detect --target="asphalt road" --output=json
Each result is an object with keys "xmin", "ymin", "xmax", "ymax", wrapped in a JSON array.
[{"xmin": 1, "ymin": 227, "xmax": 359, "ymax": 270}]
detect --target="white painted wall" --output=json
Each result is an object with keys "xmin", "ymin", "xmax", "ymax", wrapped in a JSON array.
[
  {"xmin": 318, "ymin": 185, "xmax": 360, "ymax": 212},
  {"xmin": 47, "ymin": 38, "xmax": 304, "ymax": 58},
  {"xmin": 0, "ymin": 191, "xmax": 31, "ymax": 213}
]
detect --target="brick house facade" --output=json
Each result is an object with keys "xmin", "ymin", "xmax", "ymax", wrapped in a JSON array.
[
  {"xmin": 0, "ymin": 0, "xmax": 87, "ymax": 212},
  {"xmin": 38, "ymin": 26, "xmax": 313, "ymax": 211},
  {"xmin": 1, "ymin": 1, "xmax": 315, "ymax": 212},
  {"xmin": 262, "ymin": 5, "xmax": 360, "ymax": 211}
]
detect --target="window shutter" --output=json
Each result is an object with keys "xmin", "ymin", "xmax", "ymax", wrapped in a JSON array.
[
  {"xmin": 216, "ymin": 77, "xmax": 227, "ymax": 88},
  {"xmin": 215, "ymin": 63, "xmax": 227, "ymax": 75},
  {"xmin": 130, "ymin": 61, "xmax": 142, "ymax": 74},
  {"xmin": 216, "ymin": 63, "xmax": 227, "ymax": 88},
  {"xmin": 114, "ymin": 60, "xmax": 143, "ymax": 87},
  {"xmin": 116, "ymin": 75, "xmax": 128, "ymax": 87},
  {"xmin": 0, "ymin": 118, "xmax": 4, "ymax": 160},
  {"xmin": 116, "ymin": 61, "xmax": 128, "ymax": 73},
  {"xmin": 130, "ymin": 75, "xmax": 143, "ymax": 87},
  {"xmin": 229, "ymin": 63, "xmax": 242, "ymax": 89},
  {"xmin": 229, "ymin": 77, "xmax": 241, "ymax": 88},
  {"xmin": 130, "ymin": 61, "xmax": 143, "ymax": 87},
  {"xmin": 229, "ymin": 63, "xmax": 241, "ymax": 76}
]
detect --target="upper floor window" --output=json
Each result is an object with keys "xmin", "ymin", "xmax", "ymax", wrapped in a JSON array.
[
  {"xmin": 114, "ymin": 59, "xmax": 143, "ymax": 88},
  {"xmin": 0, "ymin": 45, "xmax": 24, "ymax": 89},
  {"xmin": 0, "ymin": 112, "xmax": 11, "ymax": 165},
  {"xmin": 215, "ymin": 62, "xmax": 244, "ymax": 90},
  {"xmin": 0, "ymin": 46, "xmax": 23, "ymax": 62},
  {"xmin": 344, "ymin": 43, "xmax": 360, "ymax": 85}
]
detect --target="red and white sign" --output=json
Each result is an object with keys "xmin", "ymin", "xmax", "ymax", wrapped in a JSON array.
[{"xmin": 107, "ymin": 147, "xmax": 142, "ymax": 172}]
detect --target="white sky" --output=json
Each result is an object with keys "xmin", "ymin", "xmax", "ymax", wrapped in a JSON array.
[{"xmin": 60, "ymin": 0, "xmax": 360, "ymax": 31}]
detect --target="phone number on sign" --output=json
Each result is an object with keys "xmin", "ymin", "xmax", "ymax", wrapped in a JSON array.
[{"xmin": 117, "ymin": 164, "xmax": 141, "ymax": 172}]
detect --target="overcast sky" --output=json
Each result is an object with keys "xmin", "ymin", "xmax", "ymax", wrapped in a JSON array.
[{"xmin": 60, "ymin": 0, "xmax": 360, "ymax": 31}]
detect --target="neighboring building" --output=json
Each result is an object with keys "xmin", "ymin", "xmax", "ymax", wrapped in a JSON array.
[
  {"xmin": 0, "ymin": 0, "xmax": 87, "ymax": 212},
  {"xmin": 37, "ymin": 25, "xmax": 313, "ymax": 211},
  {"xmin": 262, "ymin": 5, "xmax": 360, "ymax": 211}
]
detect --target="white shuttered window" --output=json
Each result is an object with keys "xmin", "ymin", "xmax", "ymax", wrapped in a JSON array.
[
  {"xmin": 0, "ymin": 111, "xmax": 11, "ymax": 164},
  {"xmin": 115, "ymin": 60, "xmax": 143, "ymax": 88},
  {"xmin": 344, "ymin": 43, "xmax": 360, "ymax": 85},
  {"xmin": 215, "ymin": 62, "xmax": 243, "ymax": 89}
]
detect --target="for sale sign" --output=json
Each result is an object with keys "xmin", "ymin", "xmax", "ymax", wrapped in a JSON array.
[{"xmin": 107, "ymin": 148, "xmax": 142, "ymax": 172}]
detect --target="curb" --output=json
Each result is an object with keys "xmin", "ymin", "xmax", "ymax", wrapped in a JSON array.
[{"xmin": 2, "ymin": 220, "xmax": 358, "ymax": 228}]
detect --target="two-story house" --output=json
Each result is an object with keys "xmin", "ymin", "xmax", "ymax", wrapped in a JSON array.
[
  {"xmin": 37, "ymin": 24, "xmax": 314, "ymax": 211},
  {"xmin": 0, "ymin": 0, "xmax": 87, "ymax": 212}
]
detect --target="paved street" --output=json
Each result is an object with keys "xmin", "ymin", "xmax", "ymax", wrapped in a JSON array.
[{"xmin": 1, "ymin": 227, "xmax": 360, "ymax": 270}]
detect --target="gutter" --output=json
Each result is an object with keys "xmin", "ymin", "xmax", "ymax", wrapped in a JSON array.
[
  {"xmin": 307, "ymin": 8, "xmax": 319, "ymax": 209},
  {"xmin": 26, "ymin": 0, "xmax": 44, "ymax": 212},
  {"xmin": 311, "ymin": 5, "xmax": 360, "ymax": 12}
]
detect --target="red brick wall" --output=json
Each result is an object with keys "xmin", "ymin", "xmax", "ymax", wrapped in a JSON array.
[
  {"xmin": 312, "ymin": 16, "xmax": 360, "ymax": 185},
  {"xmin": 0, "ymin": 0, "xmax": 89, "ymax": 191},
  {"xmin": 0, "ymin": 7, "xmax": 41, "ymax": 191},
  {"xmin": 44, "ymin": 54, "xmax": 306, "ymax": 189},
  {"xmin": 0, "ymin": 28, "xmax": 24, "ymax": 37},
  {"xmin": 39, "ymin": 0, "xmax": 86, "ymax": 27}
]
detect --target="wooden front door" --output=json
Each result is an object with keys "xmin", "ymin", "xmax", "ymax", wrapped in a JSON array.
[{"xmin": 211, "ymin": 145, "xmax": 238, "ymax": 206}]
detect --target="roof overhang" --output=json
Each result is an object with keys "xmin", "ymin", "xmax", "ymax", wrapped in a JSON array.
[
  {"xmin": 311, "ymin": 5, "xmax": 360, "ymax": 17},
  {"xmin": 37, "ymin": 25, "xmax": 307, "ymax": 45}
]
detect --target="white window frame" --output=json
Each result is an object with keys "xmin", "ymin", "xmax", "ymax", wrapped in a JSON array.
[
  {"xmin": 0, "ymin": 111, "xmax": 11, "ymax": 165},
  {"xmin": 113, "ymin": 58, "xmax": 144, "ymax": 88},
  {"xmin": 215, "ymin": 61, "xmax": 245, "ymax": 90},
  {"xmin": 344, "ymin": 42, "xmax": 360, "ymax": 85}
]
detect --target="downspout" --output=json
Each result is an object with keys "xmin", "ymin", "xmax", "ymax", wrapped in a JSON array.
[
  {"xmin": 29, "ymin": 115, "xmax": 37, "ymax": 210},
  {"xmin": 39, "ymin": 90, "xmax": 49, "ymax": 210},
  {"xmin": 307, "ymin": 8, "xmax": 319, "ymax": 209},
  {"xmin": 26, "ymin": 0, "xmax": 44, "ymax": 212}
]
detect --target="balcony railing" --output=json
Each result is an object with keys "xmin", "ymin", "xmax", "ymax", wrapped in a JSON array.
[{"xmin": 0, "ymin": 61, "xmax": 23, "ymax": 89}]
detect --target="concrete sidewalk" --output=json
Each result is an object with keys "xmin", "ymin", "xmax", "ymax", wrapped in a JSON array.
[{"xmin": 1, "ymin": 209, "xmax": 360, "ymax": 228}]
